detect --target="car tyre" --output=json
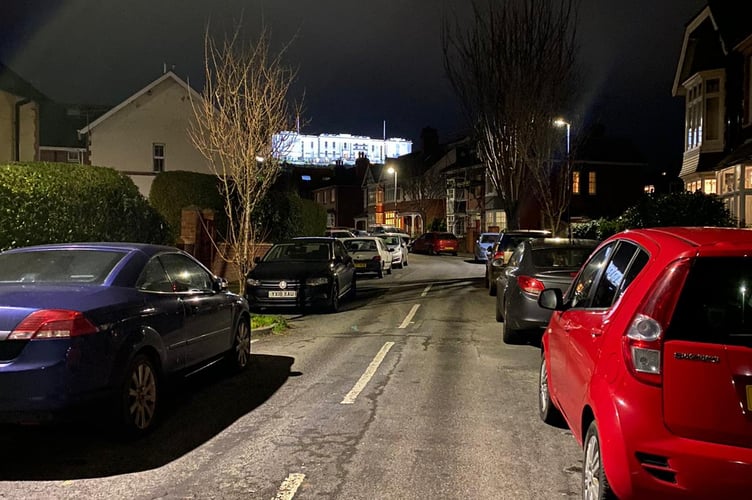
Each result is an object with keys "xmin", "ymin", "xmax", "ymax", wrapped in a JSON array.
[
  {"xmin": 329, "ymin": 281, "xmax": 340, "ymax": 313},
  {"xmin": 538, "ymin": 352, "xmax": 564, "ymax": 426},
  {"xmin": 377, "ymin": 265, "xmax": 384, "ymax": 279},
  {"xmin": 226, "ymin": 316, "xmax": 251, "ymax": 372},
  {"xmin": 452, "ymin": 252, "xmax": 458, "ymax": 256},
  {"xmin": 387, "ymin": 264, "xmax": 392, "ymax": 275},
  {"xmin": 119, "ymin": 353, "xmax": 159, "ymax": 436},
  {"xmin": 502, "ymin": 301, "xmax": 518, "ymax": 343},
  {"xmin": 583, "ymin": 421, "xmax": 616, "ymax": 500},
  {"xmin": 489, "ymin": 280, "xmax": 497, "ymax": 296}
]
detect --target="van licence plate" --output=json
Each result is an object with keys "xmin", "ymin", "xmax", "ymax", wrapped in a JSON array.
[{"xmin": 269, "ymin": 290, "xmax": 296, "ymax": 298}]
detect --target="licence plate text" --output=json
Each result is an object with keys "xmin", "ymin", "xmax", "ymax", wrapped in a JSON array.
[{"xmin": 269, "ymin": 290, "xmax": 296, "ymax": 298}]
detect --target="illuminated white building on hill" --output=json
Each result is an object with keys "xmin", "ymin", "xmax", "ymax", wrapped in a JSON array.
[{"xmin": 274, "ymin": 132, "xmax": 412, "ymax": 165}]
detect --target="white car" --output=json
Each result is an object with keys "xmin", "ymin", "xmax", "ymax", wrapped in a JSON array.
[
  {"xmin": 342, "ymin": 237, "xmax": 392, "ymax": 278},
  {"xmin": 377, "ymin": 233, "xmax": 409, "ymax": 268}
]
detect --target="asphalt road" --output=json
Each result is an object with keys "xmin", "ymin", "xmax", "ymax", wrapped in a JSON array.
[{"xmin": 0, "ymin": 253, "xmax": 582, "ymax": 500}]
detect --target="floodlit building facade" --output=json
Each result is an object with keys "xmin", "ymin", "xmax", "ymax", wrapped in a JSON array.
[{"xmin": 274, "ymin": 132, "xmax": 412, "ymax": 165}]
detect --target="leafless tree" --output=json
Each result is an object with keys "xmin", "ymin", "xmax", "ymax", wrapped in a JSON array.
[
  {"xmin": 399, "ymin": 161, "xmax": 446, "ymax": 231},
  {"xmin": 190, "ymin": 26, "xmax": 299, "ymax": 293},
  {"xmin": 442, "ymin": 0, "xmax": 579, "ymax": 231}
]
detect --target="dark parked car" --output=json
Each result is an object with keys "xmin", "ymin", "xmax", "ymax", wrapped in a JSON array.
[
  {"xmin": 245, "ymin": 237, "xmax": 355, "ymax": 312},
  {"xmin": 485, "ymin": 229, "xmax": 551, "ymax": 295},
  {"xmin": 538, "ymin": 227, "xmax": 752, "ymax": 498},
  {"xmin": 411, "ymin": 231, "xmax": 459, "ymax": 255},
  {"xmin": 495, "ymin": 238, "xmax": 598, "ymax": 343},
  {"xmin": 0, "ymin": 242, "xmax": 250, "ymax": 435}
]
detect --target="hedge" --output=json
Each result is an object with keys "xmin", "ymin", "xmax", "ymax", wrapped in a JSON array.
[
  {"xmin": 0, "ymin": 162, "xmax": 168, "ymax": 250},
  {"xmin": 149, "ymin": 170, "xmax": 225, "ymax": 242}
]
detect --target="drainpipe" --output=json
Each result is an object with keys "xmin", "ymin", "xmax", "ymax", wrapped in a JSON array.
[{"xmin": 14, "ymin": 98, "xmax": 31, "ymax": 161}]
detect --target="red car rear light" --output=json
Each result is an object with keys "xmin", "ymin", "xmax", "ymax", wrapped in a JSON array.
[
  {"xmin": 623, "ymin": 258, "xmax": 690, "ymax": 386},
  {"xmin": 9, "ymin": 310, "xmax": 99, "ymax": 340},
  {"xmin": 517, "ymin": 275, "xmax": 546, "ymax": 295},
  {"xmin": 371, "ymin": 255, "xmax": 381, "ymax": 262},
  {"xmin": 493, "ymin": 251, "xmax": 504, "ymax": 260}
]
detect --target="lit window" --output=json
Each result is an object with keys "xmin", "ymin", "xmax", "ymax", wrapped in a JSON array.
[
  {"xmin": 572, "ymin": 171, "xmax": 580, "ymax": 194},
  {"xmin": 705, "ymin": 178, "xmax": 717, "ymax": 194},
  {"xmin": 331, "ymin": 188, "xmax": 336, "ymax": 202},
  {"xmin": 644, "ymin": 185, "xmax": 655, "ymax": 194},
  {"xmin": 588, "ymin": 172, "xmax": 596, "ymax": 195},
  {"xmin": 153, "ymin": 144, "xmax": 165, "ymax": 172}
]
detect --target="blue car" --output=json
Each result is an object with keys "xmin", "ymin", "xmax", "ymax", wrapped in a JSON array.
[
  {"xmin": 474, "ymin": 232, "xmax": 499, "ymax": 262},
  {"xmin": 0, "ymin": 242, "xmax": 250, "ymax": 435}
]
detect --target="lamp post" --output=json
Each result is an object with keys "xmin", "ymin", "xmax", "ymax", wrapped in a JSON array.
[
  {"xmin": 387, "ymin": 165, "xmax": 398, "ymax": 225},
  {"xmin": 554, "ymin": 118, "xmax": 572, "ymax": 241}
]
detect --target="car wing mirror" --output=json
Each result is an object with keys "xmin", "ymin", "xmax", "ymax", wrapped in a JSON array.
[
  {"xmin": 538, "ymin": 288, "xmax": 564, "ymax": 310},
  {"xmin": 214, "ymin": 276, "xmax": 229, "ymax": 292}
]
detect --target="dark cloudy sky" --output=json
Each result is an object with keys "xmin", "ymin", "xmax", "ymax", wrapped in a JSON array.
[{"xmin": 0, "ymin": 0, "xmax": 706, "ymax": 171}]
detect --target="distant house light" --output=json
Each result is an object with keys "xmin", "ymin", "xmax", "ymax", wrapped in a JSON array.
[{"xmin": 301, "ymin": 175, "xmax": 312, "ymax": 181}]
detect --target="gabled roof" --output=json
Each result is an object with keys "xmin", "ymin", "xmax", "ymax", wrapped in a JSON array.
[
  {"xmin": 0, "ymin": 61, "xmax": 47, "ymax": 101},
  {"xmin": 672, "ymin": 2, "xmax": 752, "ymax": 95},
  {"xmin": 78, "ymin": 71, "xmax": 203, "ymax": 135}
]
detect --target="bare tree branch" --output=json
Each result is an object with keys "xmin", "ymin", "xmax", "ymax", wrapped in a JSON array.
[
  {"xmin": 442, "ymin": 0, "xmax": 580, "ymax": 232},
  {"xmin": 189, "ymin": 24, "xmax": 300, "ymax": 292}
]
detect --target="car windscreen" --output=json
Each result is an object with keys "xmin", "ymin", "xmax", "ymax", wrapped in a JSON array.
[
  {"xmin": 480, "ymin": 234, "xmax": 499, "ymax": 244},
  {"xmin": 379, "ymin": 236, "xmax": 400, "ymax": 246},
  {"xmin": 531, "ymin": 247, "xmax": 595, "ymax": 268},
  {"xmin": 0, "ymin": 249, "xmax": 127, "ymax": 284},
  {"xmin": 345, "ymin": 239, "xmax": 379, "ymax": 252},
  {"xmin": 667, "ymin": 257, "xmax": 752, "ymax": 345},
  {"xmin": 263, "ymin": 243, "xmax": 330, "ymax": 262}
]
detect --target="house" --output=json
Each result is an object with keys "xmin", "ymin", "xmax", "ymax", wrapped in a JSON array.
[
  {"xmin": 361, "ymin": 128, "xmax": 446, "ymax": 237},
  {"xmin": 0, "ymin": 62, "xmax": 43, "ymax": 162},
  {"xmin": 78, "ymin": 71, "xmax": 211, "ymax": 196},
  {"xmin": 673, "ymin": 2, "xmax": 752, "ymax": 225},
  {"xmin": 569, "ymin": 125, "xmax": 650, "ymax": 221},
  {"xmin": 311, "ymin": 164, "xmax": 364, "ymax": 229}
]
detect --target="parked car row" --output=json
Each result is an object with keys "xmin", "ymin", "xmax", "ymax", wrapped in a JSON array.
[
  {"xmin": 245, "ymin": 233, "xmax": 411, "ymax": 313},
  {"xmin": 484, "ymin": 226, "xmax": 752, "ymax": 499}
]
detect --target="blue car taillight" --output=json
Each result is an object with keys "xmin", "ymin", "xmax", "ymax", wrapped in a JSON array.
[{"xmin": 9, "ymin": 310, "xmax": 99, "ymax": 340}]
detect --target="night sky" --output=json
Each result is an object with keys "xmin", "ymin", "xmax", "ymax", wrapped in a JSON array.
[{"xmin": 0, "ymin": 0, "xmax": 706, "ymax": 172}]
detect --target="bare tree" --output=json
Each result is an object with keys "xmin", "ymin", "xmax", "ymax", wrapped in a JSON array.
[
  {"xmin": 442, "ymin": 0, "xmax": 579, "ymax": 231},
  {"xmin": 190, "ymin": 26, "xmax": 299, "ymax": 293},
  {"xmin": 399, "ymin": 161, "xmax": 446, "ymax": 231}
]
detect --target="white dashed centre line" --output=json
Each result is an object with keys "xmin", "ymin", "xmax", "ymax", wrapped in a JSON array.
[
  {"xmin": 421, "ymin": 284, "xmax": 432, "ymax": 297},
  {"xmin": 340, "ymin": 341, "xmax": 395, "ymax": 405},
  {"xmin": 273, "ymin": 473, "xmax": 306, "ymax": 500},
  {"xmin": 398, "ymin": 304, "xmax": 421, "ymax": 329}
]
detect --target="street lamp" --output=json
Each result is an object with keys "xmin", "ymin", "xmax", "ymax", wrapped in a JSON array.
[
  {"xmin": 554, "ymin": 118, "xmax": 572, "ymax": 241},
  {"xmin": 387, "ymin": 166, "xmax": 398, "ymax": 225}
]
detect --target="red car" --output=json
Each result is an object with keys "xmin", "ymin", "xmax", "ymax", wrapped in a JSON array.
[
  {"xmin": 410, "ymin": 231, "xmax": 458, "ymax": 255},
  {"xmin": 538, "ymin": 227, "xmax": 752, "ymax": 499}
]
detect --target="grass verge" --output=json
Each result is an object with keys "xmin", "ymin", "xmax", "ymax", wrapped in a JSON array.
[{"xmin": 251, "ymin": 314, "xmax": 288, "ymax": 334}]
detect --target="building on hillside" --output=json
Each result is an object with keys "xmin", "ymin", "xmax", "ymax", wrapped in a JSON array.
[
  {"xmin": 78, "ymin": 71, "xmax": 211, "ymax": 196},
  {"xmin": 673, "ymin": 1, "xmax": 752, "ymax": 226},
  {"xmin": 274, "ymin": 131, "xmax": 412, "ymax": 165}
]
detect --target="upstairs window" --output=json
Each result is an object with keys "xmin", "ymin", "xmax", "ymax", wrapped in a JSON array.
[
  {"xmin": 572, "ymin": 171, "xmax": 581, "ymax": 195},
  {"xmin": 588, "ymin": 172, "xmax": 597, "ymax": 195},
  {"xmin": 153, "ymin": 143, "xmax": 165, "ymax": 172},
  {"xmin": 684, "ymin": 70, "xmax": 725, "ymax": 152}
]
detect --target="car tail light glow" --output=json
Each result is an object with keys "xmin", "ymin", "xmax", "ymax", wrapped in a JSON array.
[
  {"xmin": 9, "ymin": 310, "xmax": 99, "ymax": 340},
  {"xmin": 517, "ymin": 275, "xmax": 546, "ymax": 295},
  {"xmin": 623, "ymin": 258, "xmax": 690, "ymax": 386},
  {"xmin": 372, "ymin": 255, "xmax": 381, "ymax": 262}
]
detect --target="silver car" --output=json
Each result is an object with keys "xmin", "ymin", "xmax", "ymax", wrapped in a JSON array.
[{"xmin": 495, "ymin": 238, "xmax": 599, "ymax": 343}]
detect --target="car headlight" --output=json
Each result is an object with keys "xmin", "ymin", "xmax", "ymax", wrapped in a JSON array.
[
  {"xmin": 306, "ymin": 277, "xmax": 330, "ymax": 286},
  {"xmin": 246, "ymin": 278, "xmax": 262, "ymax": 286}
]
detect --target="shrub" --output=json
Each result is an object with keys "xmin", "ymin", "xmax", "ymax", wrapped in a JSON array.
[
  {"xmin": 0, "ymin": 162, "xmax": 168, "ymax": 250},
  {"xmin": 253, "ymin": 191, "xmax": 327, "ymax": 242},
  {"xmin": 149, "ymin": 171, "xmax": 225, "ymax": 242}
]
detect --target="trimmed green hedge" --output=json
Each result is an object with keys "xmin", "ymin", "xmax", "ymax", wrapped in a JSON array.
[
  {"xmin": 0, "ymin": 162, "xmax": 168, "ymax": 250},
  {"xmin": 149, "ymin": 170, "xmax": 225, "ymax": 242}
]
